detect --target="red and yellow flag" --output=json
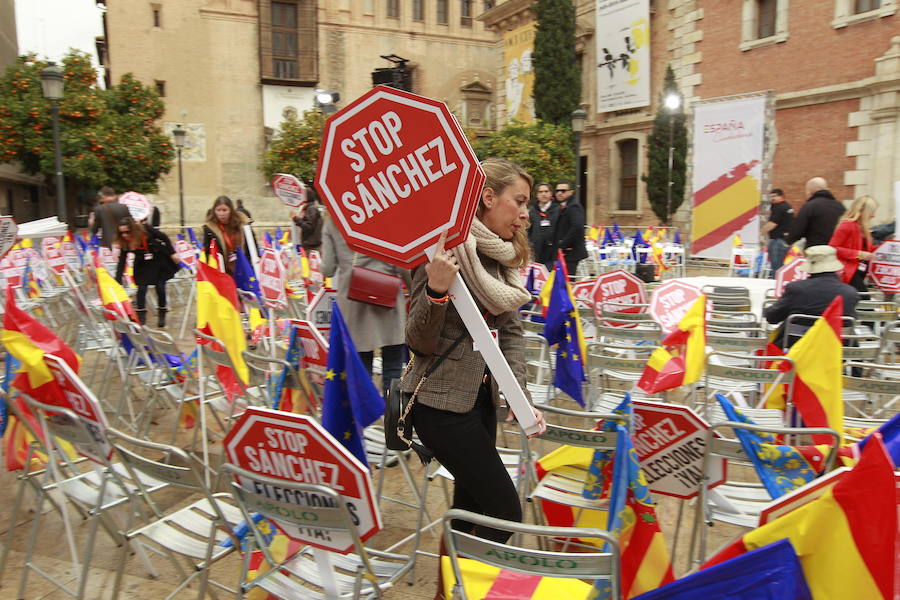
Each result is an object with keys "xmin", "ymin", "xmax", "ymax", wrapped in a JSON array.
[
  {"xmin": 441, "ymin": 556, "xmax": 593, "ymax": 599},
  {"xmin": 787, "ymin": 296, "xmax": 843, "ymax": 444},
  {"xmin": 196, "ymin": 260, "xmax": 249, "ymax": 395},
  {"xmin": 637, "ymin": 295, "xmax": 706, "ymax": 394},
  {"xmin": 704, "ymin": 434, "xmax": 896, "ymax": 599},
  {"xmin": 96, "ymin": 265, "xmax": 137, "ymax": 321}
]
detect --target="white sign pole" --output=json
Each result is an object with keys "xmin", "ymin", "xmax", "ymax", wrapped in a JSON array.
[
  {"xmin": 312, "ymin": 547, "xmax": 340, "ymax": 599},
  {"xmin": 894, "ymin": 181, "xmax": 900, "ymax": 240},
  {"xmin": 425, "ymin": 247, "xmax": 539, "ymax": 435}
]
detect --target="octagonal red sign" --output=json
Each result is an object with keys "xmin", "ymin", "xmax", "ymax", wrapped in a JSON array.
[
  {"xmin": 223, "ymin": 407, "xmax": 381, "ymax": 554},
  {"xmin": 591, "ymin": 269, "xmax": 647, "ymax": 322},
  {"xmin": 0, "ymin": 216, "xmax": 17, "ymax": 260},
  {"xmin": 869, "ymin": 240, "xmax": 900, "ymax": 294},
  {"xmin": 273, "ymin": 173, "xmax": 306, "ymax": 208},
  {"xmin": 41, "ymin": 237, "xmax": 66, "ymax": 275},
  {"xmin": 259, "ymin": 248, "xmax": 286, "ymax": 309},
  {"xmin": 288, "ymin": 319, "xmax": 329, "ymax": 370},
  {"xmin": 315, "ymin": 85, "xmax": 484, "ymax": 268},
  {"xmin": 649, "ymin": 280, "xmax": 702, "ymax": 333},
  {"xmin": 774, "ymin": 258, "xmax": 809, "ymax": 297}
]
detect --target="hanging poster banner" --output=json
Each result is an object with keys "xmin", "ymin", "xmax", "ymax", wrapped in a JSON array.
[
  {"xmin": 595, "ymin": 0, "xmax": 650, "ymax": 112},
  {"xmin": 690, "ymin": 95, "xmax": 767, "ymax": 259},
  {"xmin": 503, "ymin": 22, "xmax": 536, "ymax": 124}
]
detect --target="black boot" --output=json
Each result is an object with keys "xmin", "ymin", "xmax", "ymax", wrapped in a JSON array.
[
  {"xmin": 157, "ymin": 308, "xmax": 168, "ymax": 328},
  {"xmin": 136, "ymin": 309, "xmax": 147, "ymax": 325}
]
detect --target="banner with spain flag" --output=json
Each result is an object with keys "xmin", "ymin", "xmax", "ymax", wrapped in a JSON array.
[
  {"xmin": 703, "ymin": 434, "xmax": 896, "ymax": 599},
  {"xmin": 690, "ymin": 95, "xmax": 767, "ymax": 259}
]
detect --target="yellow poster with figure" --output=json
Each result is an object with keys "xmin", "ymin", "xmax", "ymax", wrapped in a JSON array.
[
  {"xmin": 596, "ymin": 0, "xmax": 650, "ymax": 112},
  {"xmin": 503, "ymin": 22, "xmax": 536, "ymax": 123}
]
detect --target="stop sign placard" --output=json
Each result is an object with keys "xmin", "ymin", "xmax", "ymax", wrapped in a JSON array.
[
  {"xmin": 289, "ymin": 319, "xmax": 329, "ymax": 370},
  {"xmin": 175, "ymin": 238, "xmax": 197, "ymax": 271},
  {"xmin": 591, "ymin": 269, "xmax": 647, "ymax": 321},
  {"xmin": 273, "ymin": 173, "xmax": 307, "ymax": 208},
  {"xmin": 308, "ymin": 288, "xmax": 337, "ymax": 336},
  {"xmin": 41, "ymin": 237, "xmax": 66, "ymax": 275},
  {"xmin": 315, "ymin": 85, "xmax": 484, "ymax": 268},
  {"xmin": 520, "ymin": 262, "xmax": 550, "ymax": 293},
  {"xmin": 223, "ymin": 407, "xmax": 381, "ymax": 554},
  {"xmin": 259, "ymin": 248, "xmax": 286, "ymax": 309},
  {"xmin": 649, "ymin": 280, "xmax": 702, "ymax": 334},
  {"xmin": 869, "ymin": 240, "xmax": 900, "ymax": 294},
  {"xmin": 119, "ymin": 191, "xmax": 151, "ymax": 221},
  {"xmin": 774, "ymin": 258, "xmax": 809, "ymax": 297},
  {"xmin": 571, "ymin": 279, "xmax": 597, "ymax": 308},
  {"xmin": 0, "ymin": 216, "xmax": 18, "ymax": 259},
  {"xmin": 633, "ymin": 399, "xmax": 725, "ymax": 499}
]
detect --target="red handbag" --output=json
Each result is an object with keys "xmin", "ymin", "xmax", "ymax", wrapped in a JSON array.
[{"xmin": 347, "ymin": 266, "xmax": 403, "ymax": 308}]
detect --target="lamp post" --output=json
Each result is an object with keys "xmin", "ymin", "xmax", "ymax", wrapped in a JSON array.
[
  {"xmin": 40, "ymin": 62, "xmax": 66, "ymax": 223},
  {"xmin": 570, "ymin": 107, "xmax": 587, "ymax": 202},
  {"xmin": 664, "ymin": 92, "xmax": 681, "ymax": 225},
  {"xmin": 313, "ymin": 89, "xmax": 340, "ymax": 114},
  {"xmin": 172, "ymin": 125, "xmax": 186, "ymax": 227}
]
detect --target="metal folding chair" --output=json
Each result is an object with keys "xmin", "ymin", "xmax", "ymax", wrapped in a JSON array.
[
  {"xmin": 689, "ymin": 421, "xmax": 840, "ymax": 566},
  {"xmin": 222, "ymin": 463, "xmax": 413, "ymax": 600},
  {"xmin": 442, "ymin": 509, "xmax": 621, "ymax": 600},
  {"xmin": 842, "ymin": 361, "xmax": 900, "ymax": 421},
  {"xmin": 699, "ymin": 351, "xmax": 795, "ymax": 420},
  {"xmin": 106, "ymin": 427, "xmax": 245, "ymax": 600}
]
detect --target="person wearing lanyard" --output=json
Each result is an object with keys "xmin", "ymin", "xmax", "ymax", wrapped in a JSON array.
[
  {"xmin": 527, "ymin": 182, "xmax": 559, "ymax": 269},
  {"xmin": 114, "ymin": 216, "xmax": 180, "ymax": 327},
  {"xmin": 202, "ymin": 195, "xmax": 250, "ymax": 280},
  {"xmin": 403, "ymin": 157, "xmax": 546, "ymax": 600}
]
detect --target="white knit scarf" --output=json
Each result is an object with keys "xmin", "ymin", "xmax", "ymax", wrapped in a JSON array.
[{"xmin": 454, "ymin": 218, "xmax": 531, "ymax": 315}]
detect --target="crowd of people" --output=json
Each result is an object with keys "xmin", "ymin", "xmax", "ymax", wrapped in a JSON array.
[{"xmin": 527, "ymin": 180, "xmax": 586, "ymax": 276}]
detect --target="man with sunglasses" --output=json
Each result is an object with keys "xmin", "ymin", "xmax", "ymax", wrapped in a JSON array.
[{"xmin": 553, "ymin": 182, "xmax": 587, "ymax": 278}]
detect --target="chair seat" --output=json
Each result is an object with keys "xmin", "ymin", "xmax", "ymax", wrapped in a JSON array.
[
  {"xmin": 252, "ymin": 547, "xmax": 407, "ymax": 600},
  {"xmin": 529, "ymin": 466, "xmax": 611, "ymax": 512},
  {"xmin": 706, "ymin": 484, "xmax": 771, "ymax": 529},
  {"xmin": 129, "ymin": 497, "xmax": 244, "ymax": 561}
]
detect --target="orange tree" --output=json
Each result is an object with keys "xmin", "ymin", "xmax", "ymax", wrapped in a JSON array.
[
  {"xmin": 472, "ymin": 120, "xmax": 574, "ymax": 189},
  {"xmin": 261, "ymin": 108, "xmax": 326, "ymax": 186},
  {"xmin": 0, "ymin": 51, "xmax": 172, "ymax": 194}
]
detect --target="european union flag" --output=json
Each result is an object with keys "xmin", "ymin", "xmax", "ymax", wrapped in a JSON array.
[
  {"xmin": 612, "ymin": 222, "xmax": 624, "ymax": 243},
  {"xmin": 543, "ymin": 259, "xmax": 586, "ymax": 406},
  {"xmin": 673, "ymin": 229, "xmax": 681, "ymax": 245},
  {"xmin": 187, "ymin": 227, "xmax": 202, "ymax": 250},
  {"xmin": 631, "ymin": 230, "xmax": 648, "ymax": 263},
  {"xmin": 233, "ymin": 248, "xmax": 263, "ymax": 305},
  {"xmin": 322, "ymin": 301, "xmax": 385, "ymax": 467},
  {"xmin": 632, "ymin": 540, "xmax": 811, "ymax": 600},
  {"xmin": 601, "ymin": 227, "xmax": 615, "ymax": 247}
]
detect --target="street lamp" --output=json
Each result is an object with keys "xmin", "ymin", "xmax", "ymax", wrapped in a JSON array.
[
  {"xmin": 172, "ymin": 125, "xmax": 186, "ymax": 227},
  {"xmin": 571, "ymin": 107, "xmax": 587, "ymax": 201},
  {"xmin": 314, "ymin": 89, "xmax": 340, "ymax": 114},
  {"xmin": 40, "ymin": 62, "xmax": 66, "ymax": 223},
  {"xmin": 664, "ymin": 92, "xmax": 682, "ymax": 225}
]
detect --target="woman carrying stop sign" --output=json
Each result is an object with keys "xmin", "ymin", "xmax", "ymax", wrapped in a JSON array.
[{"xmin": 401, "ymin": 157, "xmax": 546, "ymax": 599}]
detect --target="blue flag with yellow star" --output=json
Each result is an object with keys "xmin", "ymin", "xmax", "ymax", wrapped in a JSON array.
[
  {"xmin": 233, "ymin": 248, "xmax": 263, "ymax": 303},
  {"xmin": 543, "ymin": 259, "xmax": 587, "ymax": 406},
  {"xmin": 322, "ymin": 301, "xmax": 385, "ymax": 467}
]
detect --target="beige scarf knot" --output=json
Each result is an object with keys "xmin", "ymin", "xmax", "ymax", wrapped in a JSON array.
[{"xmin": 454, "ymin": 218, "xmax": 531, "ymax": 315}]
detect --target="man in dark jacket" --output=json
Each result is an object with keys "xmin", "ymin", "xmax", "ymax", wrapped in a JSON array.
[
  {"xmin": 786, "ymin": 177, "xmax": 845, "ymax": 248},
  {"xmin": 528, "ymin": 184, "xmax": 558, "ymax": 268},
  {"xmin": 89, "ymin": 186, "xmax": 130, "ymax": 248},
  {"xmin": 292, "ymin": 197, "xmax": 322, "ymax": 253},
  {"xmin": 763, "ymin": 245, "xmax": 858, "ymax": 348},
  {"xmin": 553, "ymin": 182, "xmax": 587, "ymax": 277}
]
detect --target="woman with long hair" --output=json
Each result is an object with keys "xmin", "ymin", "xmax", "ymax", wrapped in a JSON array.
[
  {"xmin": 829, "ymin": 195, "xmax": 878, "ymax": 291},
  {"xmin": 114, "ymin": 216, "xmax": 180, "ymax": 327},
  {"xmin": 202, "ymin": 195, "xmax": 249, "ymax": 277},
  {"xmin": 402, "ymin": 158, "xmax": 545, "ymax": 598}
]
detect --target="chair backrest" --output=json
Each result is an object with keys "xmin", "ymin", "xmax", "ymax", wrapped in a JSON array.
[
  {"xmin": 842, "ymin": 361, "xmax": 900, "ymax": 420},
  {"xmin": 595, "ymin": 322, "xmax": 662, "ymax": 344},
  {"xmin": 241, "ymin": 349, "xmax": 300, "ymax": 406},
  {"xmin": 537, "ymin": 404, "xmax": 626, "ymax": 447},
  {"xmin": 587, "ymin": 346, "xmax": 651, "ymax": 379},
  {"xmin": 783, "ymin": 313, "xmax": 855, "ymax": 349},
  {"xmin": 706, "ymin": 352, "xmax": 794, "ymax": 386},
  {"xmin": 704, "ymin": 421, "xmax": 840, "ymax": 471},
  {"xmin": 442, "ymin": 508, "xmax": 620, "ymax": 600},
  {"xmin": 21, "ymin": 393, "xmax": 111, "ymax": 467},
  {"xmin": 599, "ymin": 308, "xmax": 654, "ymax": 323},
  {"xmin": 221, "ymin": 463, "xmax": 373, "ymax": 574},
  {"xmin": 705, "ymin": 333, "xmax": 768, "ymax": 354},
  {"xmin": 105, "ymin": 426, "xmax": 209, "ymax": 491},
  {"xmin": 195, "ymin": 329, "xmax": 246, "ymax": 391}
]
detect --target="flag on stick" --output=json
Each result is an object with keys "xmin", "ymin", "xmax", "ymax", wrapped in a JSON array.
[{"xmin": 637, "ymin": 295, "xmax": 706, "ymax": 394}]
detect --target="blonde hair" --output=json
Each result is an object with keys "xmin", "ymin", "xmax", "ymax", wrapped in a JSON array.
[
  {"xmin": 477, "ymin": 158, "xmax": 533, "ymax": 267},
  {"xmin": 842, "ymin": 195, "xmax": 877, "ymax": 243}
]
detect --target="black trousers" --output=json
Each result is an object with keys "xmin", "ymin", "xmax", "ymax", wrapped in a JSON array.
[
  {"xmin": 136, "ymin": 281, "xmax": 167, "ymax": 311},
  {"xmin": 412, "ymin": 382, "xmax": 522, "ymax": 543}
]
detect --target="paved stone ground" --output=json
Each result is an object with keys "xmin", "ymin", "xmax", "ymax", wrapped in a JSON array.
[{"xmin": 0, "ymin": 267, "xmax": 744, "ymax": 599}]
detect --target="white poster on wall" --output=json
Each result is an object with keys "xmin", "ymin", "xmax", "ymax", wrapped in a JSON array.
[
  {"xmin": 690, "ymin": 95, "xmax": 767, "ymax": 260},
  {"xmin": 595, "ymin": 0, "xmax": 650, "ymax": 112}
]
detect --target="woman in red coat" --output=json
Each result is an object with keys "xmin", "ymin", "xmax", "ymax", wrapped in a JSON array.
[{"xmin": 829, "ymin": 195, "xmax": 877, "ymax": 291}]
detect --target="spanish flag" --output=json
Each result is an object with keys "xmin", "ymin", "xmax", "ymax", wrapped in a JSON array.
[
  {"xmin": 196, "ymin": 260, "xmax": 249, "ymax": 397},
  {"xmin": 637, "ymin": 295, "xmax": 706, "ymax": 394},
  {"xmin": 787, "ymin": 296, "xmax": 843, "ymax": 444},
  {"xmin": 441, "ymin": 556, "xmax": 593, "ymax": 599},
  {"xmin": 703, "ymin": 434, "xmax": 896, "ymax": 600},
  {"xmin": 96, "ymin": 265, "xmax": 137, "ymax": 321}
]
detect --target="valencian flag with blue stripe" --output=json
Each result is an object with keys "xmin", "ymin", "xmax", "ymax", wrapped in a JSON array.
[
  {"xmin": 542, "ymin": 258, "xmax": 587, "ymax": 406},
  {"xmin": 322, "ymin": 301, "xmax": 385, "ymax": 467}
]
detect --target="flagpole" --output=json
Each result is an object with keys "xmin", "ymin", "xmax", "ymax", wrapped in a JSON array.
[{"xmin": 196, "ymin": 331, "xmax": 211, "ymax": 488}]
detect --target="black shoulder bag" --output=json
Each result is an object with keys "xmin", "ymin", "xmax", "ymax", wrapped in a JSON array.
[{"xmin": 384, "ymin": 330, "xmax": 468, "ymax": 464}]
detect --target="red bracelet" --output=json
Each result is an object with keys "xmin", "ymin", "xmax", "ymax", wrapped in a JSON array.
[{"xmin": 426, "ymin": 292, "xmax": 449, "ymax": 305}]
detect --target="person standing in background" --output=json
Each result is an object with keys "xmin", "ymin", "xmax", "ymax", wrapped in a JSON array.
[
  {"xmin": 528, "ymin": 182, "xmax": 558, "ymax": 269},
  {"xmin": 829, "ymin": 195, "xmax": 878, "ymax": 292},
  {"xmin": 235, "ymin": 199, "xmax": 253, "ymax": 222},
  {"xmin": 786, "ymin": 177, "xmax": 845, "ymax": 249},
  {"xmin": 761, "ymin": 188, "xmax": 794, "ymax": 274},
  {"xmin": 89, "ymin": 186, "xmax": 130, "ymax": 248},
  {"xmin": 202, "ymin": 195, "xmax": 250, "ymax": 279},
  {"xmin": 554, "ymin": 181, "xmax": 587, "ymax": 277},
  {"xmin": 293, "ymin": 194, "xmax": 323, "ymax": 253}
]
